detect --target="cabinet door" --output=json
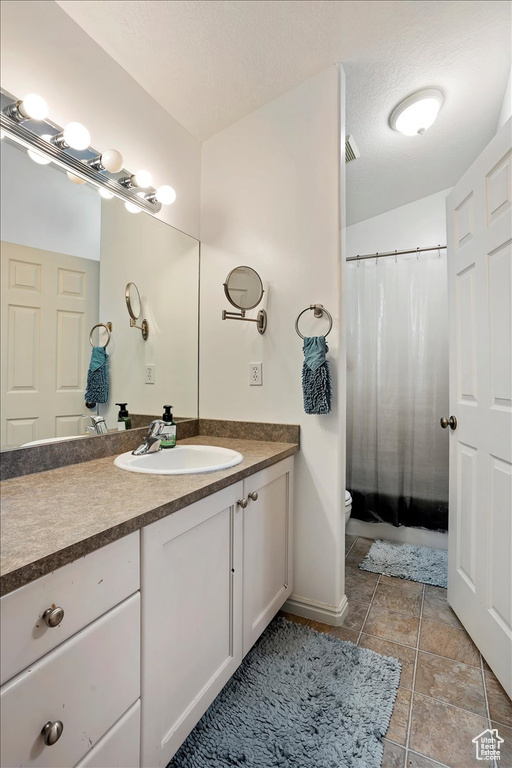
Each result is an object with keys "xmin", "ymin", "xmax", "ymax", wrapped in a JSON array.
[
  {"xmin": 141, "ymin": 482, "xmax": 243, "ymax": 768},
  {"xmin": 243, "ymin": 457, "xmax": 294, "ymax": 656}
]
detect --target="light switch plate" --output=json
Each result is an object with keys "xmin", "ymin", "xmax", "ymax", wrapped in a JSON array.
[{"xmin": 249, "ymin": 362, "xmax": 262, "ymax": 386}]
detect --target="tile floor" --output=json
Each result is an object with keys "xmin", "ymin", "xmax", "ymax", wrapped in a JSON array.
[{"xmin": 281, "ymin": 535, "xmax": 512, "ymax": 768}]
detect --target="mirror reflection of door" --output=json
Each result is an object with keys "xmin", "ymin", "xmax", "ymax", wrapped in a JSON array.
[{"xmin": 0, "ymin": 243, "xmax": 99, "ymax": 447}]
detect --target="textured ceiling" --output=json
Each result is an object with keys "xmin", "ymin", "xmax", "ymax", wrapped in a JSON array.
[{"xmin": 57, "ymin": 0, "xmax": 511, "ymax": 224}]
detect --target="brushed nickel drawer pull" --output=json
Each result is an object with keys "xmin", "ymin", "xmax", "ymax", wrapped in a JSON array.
[
  {"xmin": 42, "ymin": 606, "xmax": 64, "ymax": 628},
  {"xmin": 41, "ymin": 720, "xmax": 63, "ymax": 746}
]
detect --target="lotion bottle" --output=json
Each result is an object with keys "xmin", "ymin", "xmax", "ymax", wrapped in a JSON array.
[
  {"xmin": 116, "ymin": 403, "xmax": 131, "ymax": 430},
  {"xmin": 160, "ymin": 405, "xmax": 176, "ymax": 448}
]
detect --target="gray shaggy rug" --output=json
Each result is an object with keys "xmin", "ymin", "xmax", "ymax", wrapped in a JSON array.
[
  {"xmin": 169, "ymin": 616, "xmax": 401, "ymax": 768},
  {"xmin": 360, "ymin": 539, "xmax": 448, "ymax": 588}
]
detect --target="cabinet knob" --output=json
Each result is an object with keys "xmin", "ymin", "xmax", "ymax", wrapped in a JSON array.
[
  {"xmin": 248, "ymin": 491, "xmax": 259, "ymax": 501},
  {"xmin": 237, "ymin": 498, "xmax": 248, "ymax": 509},
  {"xmin": 42, "ymin": 606, "xmax": 65, "ymax": 628},
  {"xmin": 41, "ymin": 720, "xmax": 64, "ymax": 746}
]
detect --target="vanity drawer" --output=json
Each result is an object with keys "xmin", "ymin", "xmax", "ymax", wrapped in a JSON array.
[
  {"xmin": 75, "ymin": 700, "xmax": 140, "ymax": 768},
  {"xmin": 1, "ymin": 532, "xmax": 139, "ymax": 684},
  {"xmin": 0, "ymin": 593, "xmax": 140, "ymax": 768}
]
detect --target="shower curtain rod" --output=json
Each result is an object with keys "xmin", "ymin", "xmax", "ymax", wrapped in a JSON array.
[{"xmin": 347, "ymin": 244, "xmax": 447, "ymax": 262}]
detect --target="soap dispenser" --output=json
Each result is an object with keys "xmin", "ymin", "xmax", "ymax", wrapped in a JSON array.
[
  {"xmin": 161, "ymin": 405, "xmax": 176, "ymax": 449},
  {"xmin": 116, "ymin": 403, "xmax": 131, "ymax": 431}
]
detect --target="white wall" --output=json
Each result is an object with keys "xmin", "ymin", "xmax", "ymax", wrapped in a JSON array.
[
  {"xmin": 200, "ymin": 67, "xmax": 346, "ymax": 623},
  {"xmin": 346, "ymin": 187, "xmax": 451, "ymax": 259},
  {"xmin": 497, "ymin": 65, "xmax": 512, "ymax": 133},
  {"xmin": 1, "ymin": 141, "xmax": 101, "ymax": 260},
  {"xmin": 0, "ymin": 0, "xmax": 201, "ymax": 239}
]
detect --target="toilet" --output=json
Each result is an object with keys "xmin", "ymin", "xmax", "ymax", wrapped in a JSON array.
[{"xmin": 345, "ymin": 490, "xmax": 352, "ymax": 524}]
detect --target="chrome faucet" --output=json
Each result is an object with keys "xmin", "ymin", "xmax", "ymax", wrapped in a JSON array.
[
  {"xmin": 84, "ymin": 415, "xmax": 108, "ymax": 435},
  {"xmin": 132, "ymin": 419, "xmax": 167, "ymax": 455}
]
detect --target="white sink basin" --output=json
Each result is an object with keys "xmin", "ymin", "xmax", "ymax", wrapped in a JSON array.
[{"xmin": 114, "ymin": 445, "xmax": 243, "ymax": 475}]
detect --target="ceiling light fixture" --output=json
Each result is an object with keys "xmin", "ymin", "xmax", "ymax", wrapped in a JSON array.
[{"xmin": 389, "ymin": 88, "xmax": 444, "ymax": 136}]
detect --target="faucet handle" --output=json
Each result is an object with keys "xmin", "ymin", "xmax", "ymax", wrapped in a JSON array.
[{"xmin": 147, "ymin": 419, "xmax": 166, "ymax": 437}]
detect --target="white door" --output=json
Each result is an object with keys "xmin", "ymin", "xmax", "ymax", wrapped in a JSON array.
[
  {"xmin": 446, "ymin": 117, "xmax": 512, "ymax": 697},
  {"xmin": 0, "ymin": 242, "xmax": 99, "ymax": 447}
]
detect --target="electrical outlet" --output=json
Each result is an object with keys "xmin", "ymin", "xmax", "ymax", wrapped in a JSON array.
[
  {"xmin": 145, "ymin": 364, "xmax": 155, "ymax": 384},
  {"xmin": 249, "ymin": 362, "xmax": 262, "ymax": 386}
]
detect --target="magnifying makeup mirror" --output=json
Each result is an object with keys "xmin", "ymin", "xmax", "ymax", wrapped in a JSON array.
[
  {"xmin": 125, "ymin": 282, "xmax": 149, "ymax": 340},
  {"xmin": 222, "ymin": 266, "xmax": 267, "ymax": 334}
]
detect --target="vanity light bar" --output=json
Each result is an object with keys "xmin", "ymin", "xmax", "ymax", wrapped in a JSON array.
[{"xmin": 0, "ymin": 89, "xmax": 176, "ymax": 215}]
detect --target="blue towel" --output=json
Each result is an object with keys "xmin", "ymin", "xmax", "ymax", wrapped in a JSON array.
[
  {"xmin": 85, "ymin": 346, "xmax": 109, "ymax": 404},
  {"xmin": 302, "ymin": 336, "xmax": 332, "ymax": 414}
]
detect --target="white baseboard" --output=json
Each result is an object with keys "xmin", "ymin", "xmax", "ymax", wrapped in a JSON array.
[
  {"xmin": 283, "ymin": 594, "xmax": 349, "ymax": 626},
  {"xmin": 346, "ymin": 519, "xmax": 448, "ymax": 550}
]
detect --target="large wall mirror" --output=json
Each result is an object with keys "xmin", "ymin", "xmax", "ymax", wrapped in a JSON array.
[{"xmin": 0, "ymin": 137, "xmax": 199, "ymax": 450}]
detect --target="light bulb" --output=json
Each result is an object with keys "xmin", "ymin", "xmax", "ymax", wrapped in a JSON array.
[
  {"xmin": 28, "ymin": 149, "xmax": 51, "ymax": 165},
  {"xmin": 67, "ymin": 171, "xmax": 86, "ymax": 185},
  {"xmin": 125, "ymin": 201, "xmax": 141, "ymax": 214},
  {"xmin": 27, "ymin": 134, "xmax": 52, "ymax": 165},
  {"xmin": 99, "ymin": 188, "xmax": 114, "ymax": 199},
  {"xmin": 63, "ymin": 122, "xmax": 91, "ymax": 150},
  {"xmin": 19, "ymin": 94, "xmax": 49, "ymax": 121},
  {"xmin": 100, "ymin": 148, "xmax": 123, "ymax": 173},
  {"xmin": 131, "ymin": 170, "xmax": 152, "ymax": 188},
  {"xmin": 155, "ymin": 185, "xmax": 176, "ymax": 205}
]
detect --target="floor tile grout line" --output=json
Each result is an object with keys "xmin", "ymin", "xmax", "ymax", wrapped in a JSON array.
[
  {"xmin": 407, "ymin": 747, "xmax": 452, "ymax": 768},
  {"xmin": 409, "ymin": 689, "xmax": 495, "ymax": 719},
  {"xmin": 344, "ymin": 535, "xmax": 358, "ymax": 559},
  {"xmin": 404, "ymin": 582, "xmax": 424, "ymax": 765},
  {"xmin": 356, "ymin": 573, "xmax": 381, "ymax": 645}
]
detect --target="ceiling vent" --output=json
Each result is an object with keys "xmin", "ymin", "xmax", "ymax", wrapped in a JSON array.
[{"xmin": 345, "ymin": 135, "xmax": 360, "ymax": 163}]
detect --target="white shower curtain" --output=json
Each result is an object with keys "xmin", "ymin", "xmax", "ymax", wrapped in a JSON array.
[{"xmin": 346, "ymin": 252, "xmax": 449, "ymax": 530}]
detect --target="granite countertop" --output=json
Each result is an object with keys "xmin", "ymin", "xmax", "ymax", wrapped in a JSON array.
[{"xmin": 1, "ymin": 435, "xmax": 299, "ymax": 596}]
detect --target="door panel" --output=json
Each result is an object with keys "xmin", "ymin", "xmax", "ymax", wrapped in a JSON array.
[{"xmin": 447, "ymin": 118, "xmax": 512, "ymax": 697}]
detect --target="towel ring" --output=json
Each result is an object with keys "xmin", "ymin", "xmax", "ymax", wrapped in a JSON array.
[
  {"xmin": 295, "ymin": 304, "xmax": 333, "ymax": 340},
  {"xmin": 89, "ymin": 322, "xmax": 112, "ymax": 348}
]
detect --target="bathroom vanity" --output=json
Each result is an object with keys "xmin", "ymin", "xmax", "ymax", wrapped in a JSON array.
[{"xmin": 0, "ymin": 433, "xmax": 298, "ymax": 768}]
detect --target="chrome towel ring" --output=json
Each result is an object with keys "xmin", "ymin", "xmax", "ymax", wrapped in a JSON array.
[
  {"xmin": 89, "ymin": 322, "xmax": 112, "ymax": 348},
  {"xmin": 295, "ymin": 304, "xmax": 333, "ymax": 339}
]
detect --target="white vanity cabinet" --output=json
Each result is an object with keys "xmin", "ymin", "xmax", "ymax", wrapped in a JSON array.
[
  {"xmin": 140, "ymin": 482, "xmax": 244, "ymax": 768},
  {"xmin": 241, "ymin": 457, "xmax": 294, "ymax": 656},
  {"xmin": 0, "ymin": 532, "xmax": 141, "ymax": 768},
  {"xmin": 140, "ymin": 456, "xmax": 294, "ymax": 767}
]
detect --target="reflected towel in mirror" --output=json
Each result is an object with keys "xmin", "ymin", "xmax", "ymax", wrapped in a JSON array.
[{"xmin": 85, "ymin": 346, "xmax": 109, "ymax": 404}]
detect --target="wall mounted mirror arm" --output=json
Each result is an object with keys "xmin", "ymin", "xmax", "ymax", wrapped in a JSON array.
[{"xmin": 222, "ymin": 266, "xmax": 267, "ymax": 335}]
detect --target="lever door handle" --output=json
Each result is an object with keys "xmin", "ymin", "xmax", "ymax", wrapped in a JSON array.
[{"xmin": 440, "ymin": 416, "xmax": 457, "ymax": 430}]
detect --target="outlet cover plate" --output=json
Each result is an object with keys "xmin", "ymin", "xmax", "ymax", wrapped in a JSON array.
[
  {"xmin": 249, "ymin": 362, "xmax": 262, "ymax": 386},
  {"xmin": 145, "ymin": 364, "xmax": 155, "ymax": 384}
]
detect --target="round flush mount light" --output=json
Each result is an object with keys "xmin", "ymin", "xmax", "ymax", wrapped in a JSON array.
[{"xmin": 389, "ymin": 88, "xmax": 444, "ymax": 136}]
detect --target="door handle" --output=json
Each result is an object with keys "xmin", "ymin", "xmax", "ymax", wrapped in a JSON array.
[{"xmin": 440, "ymin": 416, "xmax": 457, "ymax": 430}]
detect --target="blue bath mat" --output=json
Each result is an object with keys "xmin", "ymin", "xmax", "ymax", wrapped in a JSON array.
[
  {"xmin": 360, "ymin": 539, "xmax": 448, "ymax": 588},
  {"xmin": 169, "ymin": 616, "xmax": 401, "ymax": 767}
]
